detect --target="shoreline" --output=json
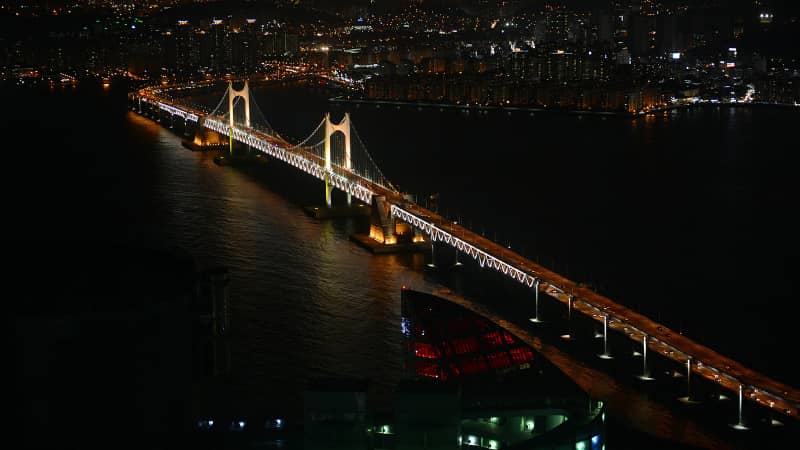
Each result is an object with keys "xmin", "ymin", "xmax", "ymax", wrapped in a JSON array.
[
  {"xmin": 329, "ymin": 96, "xmax": 631, "ymax": 117},
  {"xmin": 330, "ymin": 96, "xmax": 800, "ymax": 119}
]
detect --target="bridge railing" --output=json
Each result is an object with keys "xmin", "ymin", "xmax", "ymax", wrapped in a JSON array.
[{"xmin": 202, "ymin": 117, "xmax": 375, "ymax": 204}]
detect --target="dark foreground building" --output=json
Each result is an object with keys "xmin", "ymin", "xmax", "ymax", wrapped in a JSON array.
[
  {"xmin": 11, "ymin": 239, "xmax": 226, "ymax": 449},
  {"xmin": 301, "ymin": 289, "xmax": 606, "ymax": 450}
]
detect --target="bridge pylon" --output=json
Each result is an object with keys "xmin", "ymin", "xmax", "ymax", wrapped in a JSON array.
[
  {"xmin": 227, "ymin": 80, "xmax": 251, "ymax": 154},
  {"xmin": 324, "ymin": 113, "xmax": 351, "ymax": 207}
]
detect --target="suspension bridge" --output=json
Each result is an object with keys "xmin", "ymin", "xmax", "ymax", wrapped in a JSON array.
[{"xmin": 130, "ymin": 80, "xmax": 800, "ymax": 426}]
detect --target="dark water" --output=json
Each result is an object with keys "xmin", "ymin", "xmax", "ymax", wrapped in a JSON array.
[{"xmin": 5, "ymin": 80, "xmax": 799, "ymax": 446}]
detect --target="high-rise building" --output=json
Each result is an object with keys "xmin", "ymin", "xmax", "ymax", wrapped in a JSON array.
[
  {"xmin": 597, "ymin": 10, "xmax": 616, "ymax": 45},
  {"xmin": 542, "ymin": 4, "xmax": 570, "ymax": 44},
  {"xmin": 630, "ymin": 12, "xmax": 657, "ymax": 56}
]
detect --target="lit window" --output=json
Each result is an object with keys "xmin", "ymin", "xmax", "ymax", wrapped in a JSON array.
[
  {"xmin": 196, "ymin": 419, "xmax": 214, "ymax": 429},
  {"xmin": 523, "ymin": 419, "xmax": 535, "ymax": 431}
]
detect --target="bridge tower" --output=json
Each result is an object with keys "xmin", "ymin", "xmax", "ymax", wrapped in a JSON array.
[
  {"xmin": 227, "ymin": 80, "xmax": 251, "ymax": 153},
  {"xmin": 323, "ymin": 113, "xmax": 352, "ymax": 207}
]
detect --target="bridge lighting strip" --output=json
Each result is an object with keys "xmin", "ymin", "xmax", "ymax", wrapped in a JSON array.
[
  {"xmin": 158, "ymin": 102, "xmax": 199, "ymax": 122},
  {"xmin": 391, "ymin": 204, "xmax": 538, "ymax": 287},
  {"xmin": 392, "ymin": 204, "xmax": 689, "ymax": 360},
  {"xmin": 202, "ymin": 118, "xmax": 373, "ymax": 204}
]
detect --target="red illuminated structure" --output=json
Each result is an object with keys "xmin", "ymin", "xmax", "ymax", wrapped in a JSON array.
[{"xmin": 401, "ymin": 289, "xmax": 535, "ymax": 381}]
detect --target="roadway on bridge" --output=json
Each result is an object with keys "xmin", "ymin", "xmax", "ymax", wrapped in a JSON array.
[{"xmin": 135, "ymin": 80, "xmax": 800, "ymax": 422}]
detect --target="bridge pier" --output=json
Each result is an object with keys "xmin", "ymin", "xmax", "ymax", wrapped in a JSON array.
[
  {"xmin": 349, "ymin": 197, "xmax": 427, "ymax": 253},
  {"xmin": 638, "ymin": 334, "xmax": 654, "ymax": 380},
  {"xmin": 453, "ymin": 246, "xmax": 462, "ymax": 267},
  {"xmin": 427, "ymin": 239, "xmax": 437, "ymax": 268},
  {"xmin": 598, "ymin": 314, "xmax": 613, "ymax": 359},
  {"xmin": 600, "ymin": 315, "xmax": 612, "ymax": 357},
  {"xmin": 731, "ymin": 384, "xmax": 749, "ymax": 430},
  {"xmin": 529, "ymin": 279, "xmax": 543, "ymax": 323},
  {"xmin": 560, "ymin": 295, "xmax": 574, "ymax": 340},
  {"xmin": 325, "ymin": 173, "xmax": 333, "ymax": 208},
  {"xmin": 413, "ymin": 227, "xmax": 424, "ymax": 243},
  {"xmin": 678, "ymin": 357, "xmax": 700, "ymax": 404}
]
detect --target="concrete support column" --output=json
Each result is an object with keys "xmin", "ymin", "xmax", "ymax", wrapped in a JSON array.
[
  {"xmin": 599, "ymin": 315, "xmax": 612, "ymax": 359},
  {"xmin": 325, "ymin": 173, "xmax": 333, "ymax": 208},
  {"xmin": 739, "ymin": 385, "xmax": 744, "ymax": 426},
  {"xmin": 731, "ymin": 384, "xmax": 749, "ymax": 430},
  {"xmin": 561, "ymin": 295, "xmax": 574, "ymax": 340},
  {"xmin": 530, "ymin": 279, "xmax": 542, "ymax": 323},
  {"xmin": 639, "ymin": 334, "xmax": 653, "ymax": 380},
  {"xmin": 739, "ymin": 385, "xmax": 744, "ymax": 424},
  {"xmin": 568, "ymin": 295, "xmax": 572, "ymax": 321},
  {"xmin": 427, "ymin": 237, "xmax": 436, "ymax": 268},
  {"xmin": 679, "ymin": 357, "xmax": 700, "ymax": 404}
]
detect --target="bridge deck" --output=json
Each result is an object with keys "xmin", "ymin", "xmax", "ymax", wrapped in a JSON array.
[{"xmin": 134, "ymin": 83, "xmax": 800, "ymax": 421}]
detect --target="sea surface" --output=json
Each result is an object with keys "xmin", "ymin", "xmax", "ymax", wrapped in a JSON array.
[{"xmin": 5, "ymin": 79, "xmax": 799, "ymax": 448}]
